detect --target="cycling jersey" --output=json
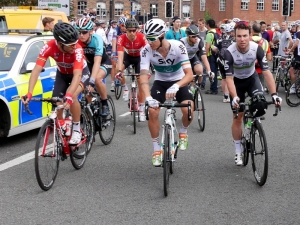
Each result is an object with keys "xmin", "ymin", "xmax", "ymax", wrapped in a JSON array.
[
  {"xmin": 108, "ymin": 27, "xmax": 117, "ymax": 44},
  {"xmin": 78, "ymin": 34, "xmax": 111, "ymax": 75},
  {"xmin": 180, "ymin": 37, "xmax": 206, "ymax": 59},
  {"xmin": 117, "ymin": 32, "xmax": 147, "ymax": 57},
  {"xmin": 224, "ymin": 41, "xmax": 268, "ymax": 79},
  {"xmin": 36, "ymin": 39, "xmax": 86, "ymax": 74},
  {"xmin": 140, "ymin": 40, "xmax": 191, "ymax": 81}
]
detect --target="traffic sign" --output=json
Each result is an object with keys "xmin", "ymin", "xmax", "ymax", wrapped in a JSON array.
[
  {"xmin": 130, "ymin": 11, "xmax": 136, "ymax": 16},
  {"xmin": 38, "ymin": 0, "xmax": 70, "ymax": 16}
]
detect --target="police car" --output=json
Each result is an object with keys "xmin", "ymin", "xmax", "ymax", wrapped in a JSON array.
[{"xmin": 0, "ymin": 29, "xmax": 56, "ymax": 138}]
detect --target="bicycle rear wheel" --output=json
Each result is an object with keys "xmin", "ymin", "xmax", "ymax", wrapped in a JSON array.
[
  {"xmin": 163, "ymin": 125, "xmax": 171, "ymax": 197},
  {"xmin": 131, "ymin": 89, "xmax": 137, "ymax": 134},
  {"xmin": 99, "ymin": 96, "xmax": 116, "ymax": 145},
  {"xmin": 194, "ymin": 88, "xmax": 205, "ymax": 131},
  {"xmin": 84, "ymin": 106, "xmax": 95, "ymax": 155},
  {"xmin": 286, "ymin": 78, "xmax": 300, "ymax": 107},
  {"xmin": 241, "ymin": 136, "xmax": 249, "ymax": 166},
  {"xmin": 70, "ymin": 111, "xmax": 88, "ymax": 169},
  {"xmin": 114, "ymin": 81, "xmax": 123, "ymax": 100},
  {"xmin": 250, "ymin": 120, "xmax": 268, "ymax": 186},
  {"xmin": 275, "ymin": 68, "xmax": 283, "ymax": 92},
  {"xmin": 35, "ymin": 120, "xmax": 60, "ymax": 191}
]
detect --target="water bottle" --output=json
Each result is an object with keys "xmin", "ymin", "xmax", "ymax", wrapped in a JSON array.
[
  {"xmin": 244, "ymin": 120, "xmax": 251, "ymax": 140},
  {"xmin": 189, "ymin": 85, "xmax": 195, "ymax": 96},
  {"xmin": 114, "ymin": 78, "xmax": 121, "ymax": 87},
  {"xmin": 65, "ymin": 116, "xmax": 72, "ymax": 136}
]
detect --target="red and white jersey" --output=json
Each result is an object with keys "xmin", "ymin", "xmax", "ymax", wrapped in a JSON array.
[{"xmin": 117, "ymin": 32, "xmax": 147, "ymax": 57}]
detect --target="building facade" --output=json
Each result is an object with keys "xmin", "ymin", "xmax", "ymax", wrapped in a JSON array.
[{"xmin": 194, "ymin": 0, "xmax": 299, "ymax": 26}]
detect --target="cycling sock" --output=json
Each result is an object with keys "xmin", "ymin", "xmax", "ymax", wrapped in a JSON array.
[
  {"xmin": 101, "ymin": 98, "xmax": 108, "ymax": 106},
  {"xmin": 139, "ymin": 103, "xmax": 145, "ymax": 112},
  {"xmin": 234, "ymin": 140, "xmax": 242, "ymax": 154},
  {"xmin": 122, "ymin": 84, "xmax": 128, "ymax": 91},
  {"xmin": 152, "ymin": 137, "xmax": 160, "ymax": 151},
  {"xmin": 72, "ymin": 121, "xmax": 80, "ymax": 132},
  {"xmin": 179, "ymin": 124, "xmax": 188, "ymax": 134},
  {"xmin": 224, "ymin": 94, "xmax": 229, "ymax": 99}
]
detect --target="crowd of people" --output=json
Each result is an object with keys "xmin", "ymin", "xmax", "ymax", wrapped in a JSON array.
[{"xmin": 25, "ymin": 11, "xmax": 300, "ymax": 167}]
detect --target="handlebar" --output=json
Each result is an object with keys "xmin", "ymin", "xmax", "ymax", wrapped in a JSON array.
[
  {"xmin": 25, "ymin": 97, "xmax": 63, "ymax": 115},
  {"xmin": 234, "ymin": 99, "xmax": 281, "ymax": 119},
  {"xmin": 145, "ymin": 101, "xmax": 192, "ymax": 121}
]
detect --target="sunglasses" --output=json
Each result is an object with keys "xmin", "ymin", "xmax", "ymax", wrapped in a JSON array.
[
  {"xmin": 146, "ymin": 35, "xmax": 160, "ymax": 42},
  {"xmin": 78, "ymin": 30, "xmax": 89, "ymax": 35},
  {"xmin": 235, "ymin": 21, "xmax": 249, "ymax": 27},
  {"xmin": 127, "ymin": 29, "xmax": 137, "ymax": 33},
  {"xmin": 189, "ymin": 35, "xmax": 198, "ymax": 38},
  {"xmin": 62, "ymin": 40, "xmax": 78, "ymax": 48}
]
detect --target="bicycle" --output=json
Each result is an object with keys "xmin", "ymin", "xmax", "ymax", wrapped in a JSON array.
[
  {"xmin": 25, "ymin": 97, "xmax": 90, "ymax": 191},
  {"xmin": 81, "ymin": 90, "xmax": 116, "ymax": 145},
  {"xmin": 285, "ymin": 64, "xmax": 300, "ymax": 107},
  {"xmin": 145, "ymin": 100, "xmax": 192, "ymax": 197},
  {"xmin": 273, "ymin": 55, "xmax": 292, "ymax": 92},
  {"xmin": 236, "ymin": 96, "xmax": 281, "ymax": 186},
  {"xmin": 189, "ymin": 74, "xmax": 206, "ymax": 132}
]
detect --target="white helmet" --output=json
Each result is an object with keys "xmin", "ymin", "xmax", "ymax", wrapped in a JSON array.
[
  {"xmin": 144, "ymin": 19, "xmax": 166, "ymax": 36},
  {"xmin": 294, "ymin": 20, "xmax": 300, "ymax": 26},
  {"xmin": 225, "ymin": 24, "xmax": 234, "ymax": 33},
  {"xmin": 232, "ymin": 18, "xmax": 240, "ymax": 23}
]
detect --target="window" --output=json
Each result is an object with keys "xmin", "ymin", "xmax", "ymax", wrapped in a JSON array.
[
  {"xmin": 114, "ymin": 3, "xmax": 124, "ymax": 16},
  {"xmin": 182, "ymin": 5, "xmax": 190, "ymax": 18},
  {"xmin": 257, "ymin": 0, "xmax": 264, "ymax": 10},
  {"xmin": 241, "ymin": 0, "xmax": 249, "ymax": 10},
  {"xmin": 200, "ymin": 0, "xmax": 205, "ymax": 11},
  {"xmin": 132, "ymin": 2, "xmax": 141, "ymax": 16},
  {"xmin": 219, "ymin": 0, "xmax": 226, "ymax": 11},
  {"xmin": 150, "ymin": 4, "xmax": 158, "ymax": 17},
  {"xmin": 97, "ymin": 2, "xmax": 106, "ymax": 18},
  {"xmin": 77, "ymin": 1, "xmax": 87, "ymax": 15},
  {"xmin": 272, "ymin": 0, "xmax": 279, "ymax": 11}
]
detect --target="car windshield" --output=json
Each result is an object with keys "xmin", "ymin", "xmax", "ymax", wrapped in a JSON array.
[{"xmin": 0, "ymin": 43, "xmax": 21, "ymax": 71}]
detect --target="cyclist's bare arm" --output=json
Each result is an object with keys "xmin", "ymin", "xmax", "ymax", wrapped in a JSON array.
[
  {"xmin": 226, "ymin": 75, "xmax": 237, "ymax": 98},
  {"xmin": 112, "ymin": 38, "xmax": 117, "ymax": 53},
  {"xmin": 117, "ymin": 50, "xmax": 124, "ymax": 71},
  {"xmin": 68, "ymin": 69, "xmax": 82, "ymax": 94},
  {"xmin": 90, "ymin": 55, "xmax": 102, "ymax": 80},
  {"xmin": 176, "ymin": 67, "xmax": 193, "ymax": 87},
  {"xmin": 139, "ymin": 69, "xmax": 151, "ymax": 97},
  {"xmin": 200, "ymin": 54, "xmax": 211, "ymax": 72}
]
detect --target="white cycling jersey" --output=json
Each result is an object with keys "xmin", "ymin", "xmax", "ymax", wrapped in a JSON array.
[
  {"xmin": 140, "ymin": 39, "xmax": 191, "ymax": 81},
  {"xmin": 180, "ymin": 37, "xmax": 206, "ymax": 59}
]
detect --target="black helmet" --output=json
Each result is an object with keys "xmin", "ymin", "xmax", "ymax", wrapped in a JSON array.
[
  {"xmin": 53, "ymin": 22, "xmax": 79, "ymax": 44},
  {"xmin": 125, "ymin": 18, "xmax": 139, "ymax": 28},
  {"xmin": 185, "ymin": 25, "xmax": 199, "ymax": 36}
]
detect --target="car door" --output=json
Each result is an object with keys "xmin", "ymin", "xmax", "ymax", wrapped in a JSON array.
[{"xmin": 17, "ymin": 40, "xmax": 56, "ymax": 125}]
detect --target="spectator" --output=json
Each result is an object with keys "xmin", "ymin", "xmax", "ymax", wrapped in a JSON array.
[
  {"xmin": 165, "ymin": 21, "xmax": 170, "ymax": 31},
  {"xmin": 83, "ymin": 8, "xmax": 90, "ymax": 18},
  {"xmin": 278, "ymin": 21, "xmax": 293, "ymax": 56},
  {"xmin": 165, "ymin": 16, "xmax": 186, "ymax": 40},
  {"xmin": 197, "ymin": 18, "xmax": 207, "ymax": 43},
  {"xmin": 42, "ymin": 17, "xmax": 54, "ymax": 34},
  {"xmin": 260, "ymin": 21, "xmax": 270, "ymax": 42},
  {"xmin": 95, "ymin": 20, "xmax": 108, "ymax": 46},
  {"xmin": 271, "ymin": 25, "xmax": 281, "ymax": 71},
  {"xmin": 181, "ymin": 18, "xmax": 191, "ymax": 31},
  {"xmin": 89, "ymin": 8, "xmax": 97, "ymax": 22},
  {"xmin": 266, "ymin": 24, "xmax": 274, "ymax": 43}
]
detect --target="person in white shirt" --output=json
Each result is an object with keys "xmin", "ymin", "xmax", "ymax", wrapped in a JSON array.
[{"xmin": 95, "ymin": 20, "xmax": 108, "ymax": 46}]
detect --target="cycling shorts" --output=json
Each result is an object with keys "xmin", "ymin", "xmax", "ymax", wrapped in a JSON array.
[
  {"xmin": 291, "ymin": 56, "xmax": 300, "ymax": 70},
  {"xmin": 150, "ymin": 80, "xmax": 193, "ymax": 103},
  {"xmin": 190, "ymin": 55, "xmax": 202, "ymax": 75},
  {"xmin": 229, "ymin": 73, "xmax": 263, "ymax": 112},
  {"xmin": 87, "ymin": 56, "xmax": 112, "ymax": 78},
  {"xmin": 123, "ymin": 52, "xmax": 140, "ymax": 73},
  {"xmin": 52, "ymin": 68, "xmax": 90, "ymax": 97}
]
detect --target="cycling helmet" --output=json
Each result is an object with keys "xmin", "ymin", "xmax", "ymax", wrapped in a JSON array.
[
  {"xmin": 118, "ymin": 17, "xmax": 127, "ymax": 25},
  {"xmin": 110, "ymin": 20, "xmax": 117, "ymax": 24},
  {"xmin": 75, "ymin": 17, "xmax": 94, "ymax": 30},
  {"xmin": 54, "ymin": 22, "xmax": 79, "ymax": 44},
  {"xmin": 220, "ymin": 23, "xmax": 227, "ymax": 30},
  {"xmin": 294, "ymin": 20, "xmax": 300, "ymax": 26},
  {"xmin": 144, "ymin": 19, "xmax": 166, "ymax": 36},
  {"xmin": 125, "ymin": 18, "xmax": 139, "ymax": 28},
  {"xmin": 232, "ymin": 18, "xmax": 241, "ymax": 23},
  {"xmin": 225, "ymin": 24, "xmax": 234, "ymax": 33},
  {"xmin": 185, "ymin": 25, "xmax": 199, "ymax": 36}
]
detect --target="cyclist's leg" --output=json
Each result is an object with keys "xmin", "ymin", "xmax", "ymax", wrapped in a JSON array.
[
  {"xmin": 218, "ymin": 60, "xmax": 229, "ymax": 102},
  {"xmin": 176, "ymin": 84, "xmax": 194, "ymax": 150},
  {"xmin": 191, "ymin": 56, "xmax": 203, "ymax": 83}
]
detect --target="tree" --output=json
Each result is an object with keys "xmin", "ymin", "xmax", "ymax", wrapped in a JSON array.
[{"xmin": 204, "ymin": 11, "xmax": 213, "ymax": 21}]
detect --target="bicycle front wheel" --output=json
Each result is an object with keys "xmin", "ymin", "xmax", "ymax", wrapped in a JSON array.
[
  {"xmin": 35, "ymin": 120, "xmax": 60, "ymax": 191},
  {"xmin": 275, "ymin": 68, "xmax": 283, "ymax": 92},
  {"xmin": 194, "ymin": 88, "xmax": 205, "ymax": 131},
  {"xmin": 114, "ymin": 82, "xmax": 123, "ymax": 100},
  {"xmin": 70, "ymin": 110, "xmax": 88, "ymax": 170},
  {"xmin": 286, "ymin": 78, "xmax": 300, "ymax": 107},
  {"xmin": 84, "ymin": 106, "xmax": 95, "ymax": 155},
  {"xmin": 163, "ymin": 125, "xmax": 171, "ymax": 197},
  {"xmin": 99, "ymin": 96, "xmax": 116, "ymax": 145},
  {"xmin": 250, "ymin": 121, "xmax": 268, "ymax": 186},
  {"xmin": 131, "ymin": 89, "xmax": 137, "ymax": 134}
]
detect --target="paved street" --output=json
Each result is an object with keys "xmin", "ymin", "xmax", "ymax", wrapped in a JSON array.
[{"xmin": 0, "ymin": 76, "xmax": 299, "ymax": 224}]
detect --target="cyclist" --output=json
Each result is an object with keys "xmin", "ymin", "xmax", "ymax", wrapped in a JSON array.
[
  {"xmin": 22, "ymin": 22, "xmax": 90, "ymax": 144},
  {"xmin": 115, "ymin": 18, "xmax": 148, "ymax": 121},
  {"xmin": 75, "ymin": 17, "xmax": 112, "ymax": 116},
  {"xmin": 224, "ymin": 22, "xmax": 282, "ymax": 166},
  {"xmin": 139, "ymin": 19, "xmax": 194, "ymax": 166},
  {"xmin": 179, "ymin": 25, "xmax": 214, "ymax": 91}
]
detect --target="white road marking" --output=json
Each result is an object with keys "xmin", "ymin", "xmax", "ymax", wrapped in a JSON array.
[
  {"xmin": 119, "ymin": 112, "xmax": 131, "ymax": 117},
  {"xmin": 0, "ymin": 151, "xmax": 35, "ymax": 172}
]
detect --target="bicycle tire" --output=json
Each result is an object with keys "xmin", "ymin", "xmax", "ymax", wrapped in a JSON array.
[
  {"xmin": 286, "ymin": 78, "xmax": 300, "ymax": 107},
  {"xmin": 241, "ymin": 136, "xmax": 249, "ymax": 166},
  {"xmin": 163, "ymin": 125, "xmax": 171, "ymax": 197},
  {"xmin": 250, "ymin": 120, "xmax": 268, "ymax": 186},
  {"xmin": 275, "ymin": 68, "xmax": 283, "ymax": 92},
  {"xmin": 70, "ymin": 110, "xmax": 88, "ymax": 170},
  {"xmin": 99, "ymin": 95, "xmax": 116, "ymax": 145},
  {"xmin": 84, "ymin": 106, "xmax": 95, "ymax": 155},
  {"xmin": 132, "ymin": 88, "xmax": 137, "ymax": 134},
  {"xmin": 114, "ymin": 82, "xmax": 123, "ymax": 100},
  {"xmin": 194, "ymin": 88, "xmax": 205, "ymax": 131},
  {"xmin": 35, "ymin": 120, "xmax": 60, "ymax": 191}
]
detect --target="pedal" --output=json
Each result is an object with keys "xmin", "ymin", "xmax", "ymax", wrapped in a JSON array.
[{"xmin": 61, "ymin": 152, "xmax": 67, "ymax": 161}]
